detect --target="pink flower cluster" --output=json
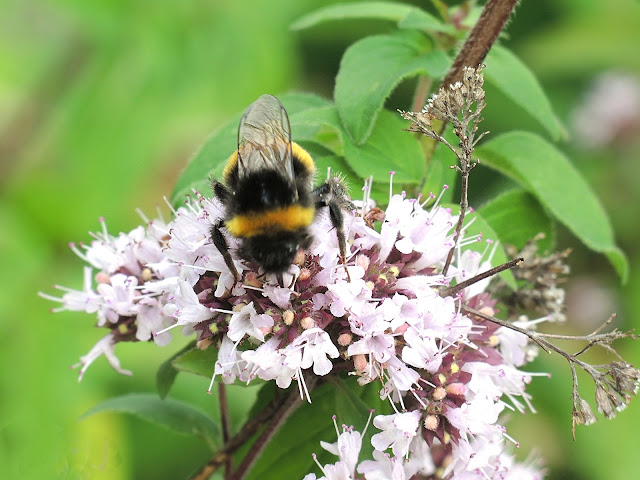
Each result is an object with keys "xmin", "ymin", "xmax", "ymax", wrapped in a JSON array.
[{"xmin": 42, "ymin": 187, "xmax": 544, "ymax": 479}]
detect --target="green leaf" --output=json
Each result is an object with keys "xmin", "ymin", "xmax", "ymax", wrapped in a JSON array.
[
  {"xmin": 479, "ymin": 189, "xmax": 555, "ymax": 254},
  {"xmin": 171, "ymin": 92, "xmax": 332, "ymax": 205},
  {"xmin": 397, "ymin": 7, "xmax": 456, "ymax": 35},
  {"xmin": 344, "ymin": 109, "xmax": 425, "ymax": 184},
  {"xmin": 291, "ymin": 2, "xmax": 416, "ymax": 30},
  {"xmin": 279, "ymin": 92, "xmax": 332, "ymax": 114},
  {"xmin": 156, "ymin": 340, "xmax": 196, "ymax": 399},
  {"xmin": 291, "ymin": 1, "xmax": 453, "ymax": 34},
  {"xmin": 81, "ymin": 393, "xmax": 220, "ymax": 451},
  {"xmin": 477, "ymin": 131, "xmax": 628, "ymax": 282},
  {"xmin": 171, "ymin": 112, "xmax": 240, "ymax": 206},
  {"xmin": 290, "ymin": 106, "xmax": 346, "ymax": 155},
  {"xmin": 446, "ymin": 203, "xmax": 517, "ymax": 289},
  {"xmin": 172, "ymin": 345, "xmax": 218, "ymax": 379},
  {"xmin": 313, "ymin": 154, "xmax": 362, "ymax": 194},
  {"xmin": 335, "ymin": 31, "xmax": 449, "ymax": 144},
  {"xmin": 485, "ymin": 45, "xmax": 565, "ymax": 141},
  {"xmin": 291, "ymin": 106, "xmax": 424, "ymax": 185},
  {"xmin": 328, "ymin": 376, "xmax": 387, "ymax": 461}
]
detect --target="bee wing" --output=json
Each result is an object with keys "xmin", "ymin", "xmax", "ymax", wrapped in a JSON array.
[{"xmin": 237, "ymin": 94, "xmax": 296, "ymax": 189}]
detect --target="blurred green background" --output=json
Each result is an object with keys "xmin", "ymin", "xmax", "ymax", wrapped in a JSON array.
[{"xmin": 2, "ymin": 0, "xmax": 640, "ymax": 478}]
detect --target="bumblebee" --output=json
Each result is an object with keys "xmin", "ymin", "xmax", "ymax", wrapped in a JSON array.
[{"xmin": 210, "ymin": 94, "xmax": 353, "ymax": 285}]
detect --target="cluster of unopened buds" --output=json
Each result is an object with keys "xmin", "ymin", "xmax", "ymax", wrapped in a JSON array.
[{"xmin": 43, "ymin": 177, "xmax": 546, "ymax": 479}]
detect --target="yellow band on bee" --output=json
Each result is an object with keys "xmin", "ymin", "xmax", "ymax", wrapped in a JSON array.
[
  {"xmin": 226, "ymin": 204, "xmax": 315, "ymax": 237},
  {"xmin": 222, "ymin": 150, "xmax": 239, "ymax": 183},
  {"xmin": 291, "ymin": 142, "xmax": 315, "ymax": 174}
]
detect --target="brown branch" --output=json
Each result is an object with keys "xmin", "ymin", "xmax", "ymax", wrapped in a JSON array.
[
  {"xmin": 461, "ymin": 305, "xmax": 551, "ymax": 353},
  {"xmin": 411, "ymin": 76, "xmax": 433, "ymax": 112},
  {"xmin": 440, "ymin": 0, "xmax": 519, "ymax": 89},
  {"xmin": 441, "ymin": 257, "xmax": 523, "ymax": 297},
  {"xmin": 190, "ymin": 390, "xmax": 283, "ymax": 480},
  {"xmin": 218, "ymin": 383, "xmax": 233, "ymax": 479},
  {"xmin": 441, "ymin": 158, "xmax": 476, "ymax": 276},
  {"xmin": 191, "ymin": 375, "xmax": 318, "ymax": 480},
  {"xmin": 232, "ymin": 373, "xmax": 318, "ymax": 479}
]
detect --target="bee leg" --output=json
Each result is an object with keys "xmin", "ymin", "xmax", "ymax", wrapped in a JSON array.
[
  {"xmin": 211, "ymin": 219, "xmax": 240, "ymax": 284},
  {"xmin": 328, "ymin": 201, "xmax": 352, "ymax": 282},
  {"xmin": 276, "ymin": 272, "xmax": 285, "ymax": 288},
  {"xmin": 211, "ymin": 178, "xmax": 231, "ymax": 203},
  {"xmin": 314, "ymin": 178, "xmax": 354, "ymax": 282}
]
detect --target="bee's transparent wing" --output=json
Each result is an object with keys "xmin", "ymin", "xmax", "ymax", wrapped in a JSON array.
[{"xmin": 237, "ymin": 94, "xmax": 295, "ymax": 189}]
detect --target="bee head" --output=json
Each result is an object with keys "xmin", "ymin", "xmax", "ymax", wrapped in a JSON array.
[{"xmin": 241, "ymin": 231, "xmax": 309, "ymax": 274}]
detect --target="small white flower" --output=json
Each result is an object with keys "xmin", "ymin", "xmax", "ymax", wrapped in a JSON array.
[
  {"xmin": 382, "ymin": 355, "xmax": 420, "ymax": 395},
  {"xmin": 74, "ymin": 333, "xmax": 132, "ymax": 381},
  {"xmin": 293, "ymin": 328, "xmax": 339, "ymax": 376},
  {"xmin": 402, "ymin": 327, "xmax": 443, "ymax": 373},
  {"xmin": 162, "ymin": 278, "xmax": 213, "ymax": 326},
  {"xmin": 96, "ymin": 274, "xmax": 139, "ymax": 325},
  {"xmin": 320, "ymin": 428, "xmax": 363, "ymax": 475},
  {"xmin": 404, "ymin": 436, "xmax": 435, "ymax": 478},
  {"xmin": 371, "ymin": 411, "xmax": 421, "ymax": 457},
  {"xmin": 379, "ymin": 293, "xmax": 420, "ymax": 330},
  {"xmin": 348, "ymin": 323, "xmax": 395, "ymax": 365},
  {"xmin": 357, "ymin": 450, "xmax": 407, "ymax": 480},
  {"xmin": 227, "ymin": 302, "xmax": 273, "ymax": 343},
  {"xmin": 214, "ymin": 336, "xmax": 247, "ymax": 384},
  {"xmin": 136, "ymin": 296, "xmax": 172, "ymax": 345}
]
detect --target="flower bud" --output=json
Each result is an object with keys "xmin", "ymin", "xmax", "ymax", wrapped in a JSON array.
[
  {"xmin": 424, "ymin": 414, "xmax": 439, "ymax": 431},
  {"xmin": 432, "ymin": 386, "xmax": 447, "ymax": 401},
  {"xmin": 595, "ymin": 384, "xmax": 616, "ymax": 419},
  {"xmin": 141, "ymin": 268, "xmax": 153, "ymax": 282},
  {"xmin": 573, "ymin": 396, "xmax": 597, "ymax": 426},
  {"xmin": 95, "ymin": 272, "xmax": 111, "ymax": 284},
  {"xmin": 197, "ymin": 338, "xmax": 213, "ymax": 350},
  {"xmin": 283, "ymin": 310, "xmax": 295, "ymax": 326},
  {"xmin": 445, "ymin": 383, "xmax": 466, "ymax": 397},
  {"xmin": 338, "ymin": 332, "xmax": 353, "ymax": 346},
  {"xmin": 353, "ymin": 354, "xmax": 368, "ymax": 372},
  {"xmin": 300, "ymin": 316, "xmax": 315, "ymax": 330}
]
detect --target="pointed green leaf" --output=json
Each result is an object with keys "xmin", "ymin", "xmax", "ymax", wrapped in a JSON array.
[
  {"xmin": 290, "ymin": 105, "xmax": 346, "ymax": 155},
  {"xmin": 171, "ymin": 93, "xmax": 332, "ymax": 205},
  {"xmin": 397, "ymin": 7, "xmax": 456, "ymax": 34},
  {"xmin": 81, "ymin": 393, "xmax": 220, "ymax": 450},
  {"xmin": 172, "ymin": 345, "xmax": 218, "ymax": 379},
  {"xmin": 313, "ymin": 154, "xmax": 362, "ymax": 194},
  {"xmin": 479, "ymin": 189, "xmax": 555, "ymax": 254},
  {"xmin": 335, "ymin": 31, "xmax": 449, "ymax": 144},
  {"xmin": 171, "ymin": 112, "xmax": 240, "ymax": 206},
  {"xmin": 156, "ymin": 341, "xmax": 196, "ymax": 399},
  {"xmin": 328, "ymin": 377, "xmax": 386, "ymax": 462},
  {"xmin": 485, "ymin": 45, "xmax": 565, "ymax": 141},
  {"xmin": 291, "ymin": 106, "xmax": 424, "ymax": 185},
  {"xmin": 291, "ymin": 2, "xmax": 417, "ymax": 30},
  {"xmin": 477, "ymin": 131, "xmax": 628, "ymax": 282},
  {"xmin": 344, "ymin": 109, "xmax": 425, "ymax": 184}
]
